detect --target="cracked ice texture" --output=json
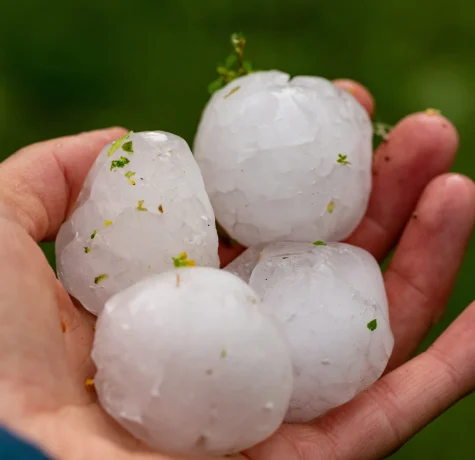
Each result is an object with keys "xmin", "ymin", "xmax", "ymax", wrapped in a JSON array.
[
  {"xmin": 249, "ymin": 242, "xmax": 394, "ymax": 423},
  {"xmin": 92, "ymin": 268, "xmax": 293, "ymax": 456},
  {"xmin": 194, "ymin": 71, "xmax": 373, "ymax": 247},
  {"xmin": 55, "ymin": 131, "xmax": 219, "ymax": 315}
]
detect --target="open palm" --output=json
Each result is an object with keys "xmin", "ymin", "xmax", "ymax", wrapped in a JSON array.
[{"xmin": 0, "ymin": 81, "xmax": 473, "ymax": 460}]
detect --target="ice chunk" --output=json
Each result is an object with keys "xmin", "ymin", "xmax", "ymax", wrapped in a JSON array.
[
  {"xmin": 194, "ymin": 71, "xmax": 372, "ymax": 246},
  {"xmin": 249, "ymin": 242, "xmax": 393, "ymax": 422},
  {"xmin": 56, "ymin": 131, "xmax": 219, "ymax": 315},
  {"xmin": 92, "ymin": 267, "xmax": 293, "ymax": 456}
]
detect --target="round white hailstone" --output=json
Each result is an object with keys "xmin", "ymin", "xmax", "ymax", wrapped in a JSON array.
[
  {"xmin": 92, "ymin": 267, "xmax": 293, "ymax": 457},
  {"xmin": 194, "ymin": 71, "xmax": 373, "ymax": 247},
  {"xmin": 248, "ymin": 242, "xmax": 394, "ymax": 423},
  {"xmin": 55, "ymin": 131, "xmax": 219, "ymax": 315},
  {"xmin": 223, "ymin": 245, "xmax": 263, "ymax": 283}
]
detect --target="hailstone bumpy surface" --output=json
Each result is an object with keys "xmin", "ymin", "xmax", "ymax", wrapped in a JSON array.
[
  {"xmin": 92, "ymin": 267, "xmax": 293, "ymax": 457},
  {"xmin": 194, "ymin": 71, "xmax": 373, "ymax": 247},
  {"xmin": 56, "ymin": 131, "xmax": 219, "ymax": 315},
  {"xmin": 249, "ymin": 242, "xmax": 394, "ymax": 423}
]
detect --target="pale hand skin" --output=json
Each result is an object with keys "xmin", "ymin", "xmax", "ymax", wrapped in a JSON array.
[{"xmin": 0, "ymin": 81, "xmax": 474, "ymax": 460}]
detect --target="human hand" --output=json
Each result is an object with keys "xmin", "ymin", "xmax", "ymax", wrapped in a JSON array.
[{"xmin": 0, "ymin": 81, "xmax": 473, "ymax": 460}]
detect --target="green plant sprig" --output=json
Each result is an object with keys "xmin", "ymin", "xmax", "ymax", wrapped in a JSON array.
[{"xmin": 208, "ymin": 32, "xmax": 255, "ymax": 94}]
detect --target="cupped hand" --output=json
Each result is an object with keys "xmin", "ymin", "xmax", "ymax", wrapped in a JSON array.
[{"xmin": 0, "ymin": 82, "xmax": 473, "ymax": 460}]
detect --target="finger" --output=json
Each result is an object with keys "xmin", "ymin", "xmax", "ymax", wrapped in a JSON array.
[
  {"xmin": 246, "ymin": 300, "xmax": 475, "ymax": 460},
  {"xmin": 333, "ymin": 79, "xmax": 375, "ymax": 117},
  {"xmin": 0, "ymin": 127, "xmax": 127, "ymax": 242},
  {"xmin": 384, "ymin": 173, "xmax": 475, "ymax": 369},
  {"xmin": 0, "ymin": 212, "xmax": 76, "ymax": 413},
  {"xmin": 346, "ymin": 112, "xmax": 459, "ymax": 261}
]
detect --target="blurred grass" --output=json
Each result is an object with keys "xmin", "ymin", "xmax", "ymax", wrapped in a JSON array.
[{"xmin": 1, "ymin": 0, "xmax": 474, "ymax": 457}]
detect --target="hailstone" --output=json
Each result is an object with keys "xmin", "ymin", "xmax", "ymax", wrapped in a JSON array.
[
  {"xmin": 56, "ymin": 131, "xmax": 219, "ymax": 315},
  {"xmin": 248, "ymin": 242, "xmax": 393, "ymax": 423},
  {"xmin": 92, "ymin": 267, "xmax": 293, "ymax": 457},
  {"xmin": 194, "ymin": 71, "xmax": 373, "ymax": 247}
]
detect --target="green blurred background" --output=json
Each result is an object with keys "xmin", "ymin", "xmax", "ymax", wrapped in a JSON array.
[{"xmin": 0, "ymin": 0, "xmax": 474, "ymax": 457}]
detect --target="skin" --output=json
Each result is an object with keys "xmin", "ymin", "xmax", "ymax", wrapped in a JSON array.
[{"xmin": 0, "ymin": 81, "xmax": 473, "ymax": 460}]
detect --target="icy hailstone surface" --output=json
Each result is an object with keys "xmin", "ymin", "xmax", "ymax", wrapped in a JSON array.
[
  {"xmin": 248, "ymin": 242, "xmax": 394, "ymax": 423},
  {"xmin": 92, "ymin": 267, "xmax": 293, "ymax": 457},
  {"xmin": 56, "ymin": 131, "xmax": 219, "ymax": 315},
  {"xmin": 194, "ymin": 71, "xmax": 373, "ymax": 247}
]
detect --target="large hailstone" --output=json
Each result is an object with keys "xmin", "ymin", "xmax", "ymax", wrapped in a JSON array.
[
  {"xmin": 92, "ymin": 267, "xmax": 293, "ymax": 457},
  {"xmin": 194, "ymin": 71, "xmax": 373, "ymax": 247},
  {"xmin": 248, "ymin": 242, "xmax": 393, "ymax": 423},
  {"xmin": 56, "ymin": 131, "xmax": 219, "ymax": 315}
]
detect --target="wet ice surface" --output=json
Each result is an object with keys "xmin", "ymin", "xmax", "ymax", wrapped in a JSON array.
[
  {"xmin": 249, "ymin": 242, "xmax": 393, "ymax": 423},
  {"xmin": 194, "ymin": 71, "xmax": 373, "ymax": 247},
  {"xmin": 56, "ymin": 131, "xmax": 219, "ymax": 315},
  {"xmin": 92, "ymin": 267, "xmax": 293, "ymax": 456}
]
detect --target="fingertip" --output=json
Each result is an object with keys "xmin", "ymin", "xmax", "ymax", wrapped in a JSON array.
[
  {"xmin": 333, "ymin": 79, "xmax": 375, "ymax": 118},
  {"xmin": 390, "ymin": 112, "xmax": 459, "ymax": 156},
  {"xmin": 414, "ymin": 173, "xmax": 475, "ymax": 231},
  {"xmin": 442, "ymin": 172, "xmax": 475, "ymax": 196},
  {"xmin": 431, "ymin": 173, "xmax": 475, "ymax": 218}
]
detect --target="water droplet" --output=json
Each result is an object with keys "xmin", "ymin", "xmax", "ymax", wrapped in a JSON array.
[
  {"xmin": 321, "ymin": 359, "xmax": 331, "ymax": 365},
  {"xmin": 265, "ymin": 401, "xmax": 274, "ymax": 410}
]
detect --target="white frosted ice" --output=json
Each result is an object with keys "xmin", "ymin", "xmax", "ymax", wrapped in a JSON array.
[
  {"xmin": 92, "ymin": 267, "xmax": 293, "ymax": 457},
  {"xmin": 249, "ymin": 242, "xmax": 393, "ymax": 423},
  {"xmin": 194, "ymin": 71, "xmax": 373, "ymax": 247},
  {"xmin": 56, "ymin": 131, "xmax": 219, "ymax": 315}
]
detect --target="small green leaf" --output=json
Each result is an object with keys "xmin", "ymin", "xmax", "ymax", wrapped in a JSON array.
[
  {"xmin": 122, "ymin": 141, "xmax": 134, "ymax": 154},
  {"xmin": 327, "ymin": 200, "xmax": 335, "ymax": 214},
  {"xmin": 172, "ymin": 252, "xmax": 195, "ymax": 268},
  {"xmin": 225, "ymin": 53, "xmax": 237, "ymax": 67},
  {"xmin": 94, "ymin": 274, "xmax": 109, "ymax": 284},
  {"xmin": 124, "ymin": 170, "xmax": 136, "ymax": 185},
  {"xmin": 242, "ymin": 60, "xmax": 253, "ymax": 71},
  {"xmin": 313, "ymin": 240, "xmax": 326, "ymax": 246},
  {"xmin": 90, "ymin": 230, "xmax": 97, "ymax": 239},
  {"xmin": 367, "ymin": 319, "xmax": 377, "ymax": 331},
  {"xmin": 108, "ymin": 131, "xmax": 133, "ymax": 157},
  {"xmin": 110, "ymin": 156, "xmax": 130, "ymax": 171},
  {"xmin": 208, "ymin": 32, "xmax": 253, "ymax": 94},
  {"xmin": 337, "ymin": 153, "xmax": 351, "ymax": 165},
  {"xmin": 221, "ymin": 348, "xmax": 228, "ymax": 358},
  {"xmin": 208, "ymin": 77, "xmax": 225, "ymax": 95},
  {"xmin": 84, "ymin": 247, "xmax": 91, "ymax": 254},
  {"xmin": 136, "ymin": 200, "xmax": 148, "ymax": 211}
]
